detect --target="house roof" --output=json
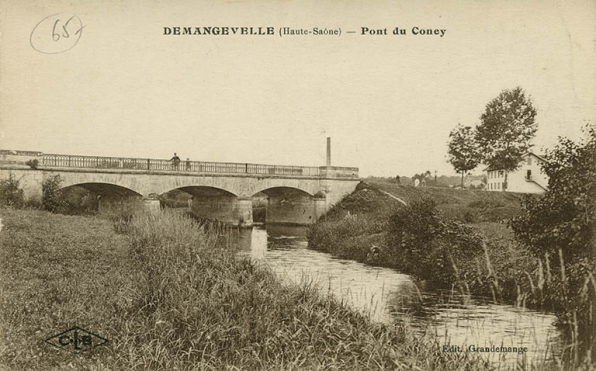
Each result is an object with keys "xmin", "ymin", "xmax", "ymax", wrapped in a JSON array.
[{"xmin": 482, "ymin": 152, "xmax": 546, "ymax": 172}]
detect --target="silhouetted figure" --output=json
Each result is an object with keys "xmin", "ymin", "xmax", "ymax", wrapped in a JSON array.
[
  {"xmin": 186, "ymin": 158, "xmax": 191, "ymax": 171},
  {"xmin": 170, "ymin": 153, "xmax": 181, "ymax": 170},
  {"xmin": 395, "ymin": 175, "xmax": 401, "ymax": 184}
]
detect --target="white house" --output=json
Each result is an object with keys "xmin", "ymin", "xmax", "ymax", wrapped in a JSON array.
[{"xmin": 485, "ymin": 152, "xmax": 548, "ymax": 194}]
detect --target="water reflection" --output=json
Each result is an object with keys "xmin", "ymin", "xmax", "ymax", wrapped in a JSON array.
[{"xmin": 234, "ymin": 225, "xmax": 562, "ymax": 366}]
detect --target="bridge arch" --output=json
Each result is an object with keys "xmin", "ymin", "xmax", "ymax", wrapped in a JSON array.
[
  {"xmin": 61, "ymin": 182, "xmax": 142, "ymax": 198},
  {"xmin": 57, "ymin": 182, "xmax": 144, "ymax": 214},
  {"xmin": 250, "ymin": 182, "xmax": 317, "ymax": 199},
  {"xmin": 51, "ymin": 171, "xmax": 146, "ymax": 196},
  {"xmin": 254, "ymin": 186, "xmax": 314, "ymax": 198},
  {"xmin": 254, "ymin": 186, "xmax": 326, "ymax": 225},
  {"xmin": 166, "ymin": 185, "xmax": 238, "ymax": 198}
]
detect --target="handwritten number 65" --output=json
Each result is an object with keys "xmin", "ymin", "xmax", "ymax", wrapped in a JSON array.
[
  {"xmin": 52, "ymin": 17, "xmax": 82, "ymax": 42},
  {"xmin": 31, "ymin": 13, "xmax": 84, "ymax": 54}
]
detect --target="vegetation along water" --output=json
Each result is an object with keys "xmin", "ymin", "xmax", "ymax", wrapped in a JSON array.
[{"xmin": 309, "ymin": 128, "xmax": 596, "ymax": 370}]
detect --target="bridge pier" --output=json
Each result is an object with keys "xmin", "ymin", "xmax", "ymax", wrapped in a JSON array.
[
  {"xmin": 266, "ymin": 191, "xmax": 319, "ymax": 225},
  {"xmin": 237, "ymin": 197, "xmax": 254, "ymax": 228},
  {"xmin": 190, "ymin": 194, "xmax": 253, "ymax": 227},
  {"xmin": 142, "ymin": 198, "xmax": 161, "ymax": 214},
  {"xmin": 98, "ymin": 195, "xmax": 143, "ymax": 214},
  {"xmin": 314, "ymin": 194, "xmax": 327, "ymax": 220}
]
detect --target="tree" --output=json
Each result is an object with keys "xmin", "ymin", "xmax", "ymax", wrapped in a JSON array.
[
  {"xmin": 42, "ymin": 175, "xmax": 65, "ymax": 212},
  {"xmin": 475, "ymin": 87, "xmax": 537, "ymax": 190},
  {"xmin": 0, "ymin": 174, "xmax": 24, "ymax": 208},
  {"xmin": 447, "ymin": 124, "xmax": 481, "ymax": 187},
  {"xmin": 511, "ymin": 125, "xmax": 595, "ymax": 259},
  {"xmin": 511, "ymin": 125, "xmax": 595, "ymax": 357}
]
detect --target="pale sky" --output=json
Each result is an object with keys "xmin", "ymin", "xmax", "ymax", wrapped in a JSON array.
[{"xmin": 1, "ymin": 0, "xmax": 594, "ymax": 177}]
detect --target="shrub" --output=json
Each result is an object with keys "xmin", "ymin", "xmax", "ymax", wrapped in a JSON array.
[
  {"xmin": 41, "ymin": 175, "xmax": 99, "ymax": 215},
  {"xmin": 23, "ymin": 197, "xmax": 43, "ymax": 209},
  {"xmin": 385, "ymin": 198, "xmax": 483, "ymax": 283},
  {"xmin": 42, "ymin": 175, "xmax": 65, "ymax": 212},
  {"xmin": 0, "ymin": 175, "xmax": 24, "ymax": 208},
  {"xmin": 159, "ymin": 189, "xmax": 191, "ymax": 209},
  {"xmin": 308, "ymin": 213, "xmax": 385, "ymax": 259},
  {"xmin": 25, "ymin": 159, "xmax": 39, "ymax": 169}
]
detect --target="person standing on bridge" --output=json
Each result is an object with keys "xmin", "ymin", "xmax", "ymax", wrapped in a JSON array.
[
  {"xmin": 170, "ymin": 153, "xmax": 181, "ymax": 170},
  {"xmin": 185, "ymin": 158, "xmax": 191, "ymax": 171}
]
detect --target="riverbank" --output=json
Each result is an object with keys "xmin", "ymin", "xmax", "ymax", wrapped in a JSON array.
[
  {"xmin": 0, "ymin": 208, "xmax": 497, "ymax": 370},
  {"xmin": 308, "ymin": 181, "xmax": 573, "ymax": 307},
  {"xmin": 309, "ymin": 181, "xmax": 535, "ymax": 302},
  {"xmin": 309, "ymin": 180, "xmax": 595, "ymax": 368}
]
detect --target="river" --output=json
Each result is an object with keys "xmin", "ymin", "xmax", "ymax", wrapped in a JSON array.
[{"xmin": 234, "ymin": 224, "xmax": 563, "ymax": 367}]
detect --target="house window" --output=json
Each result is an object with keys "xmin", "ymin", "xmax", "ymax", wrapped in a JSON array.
[
  {"xmin": 527, "ymin": 170, "xmax": 532, "ymax": 179},
  {"xmin": 527, "ymin": 156, "xmax": 532, "ymax": 165}
]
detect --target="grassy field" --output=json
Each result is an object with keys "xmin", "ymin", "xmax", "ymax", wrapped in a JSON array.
[
  {"xmin": 0, "ymin": 208, "xmax": 501, "ymax": 370},
  {"xmin": 361, "ymin": 180, "xmax": 524, "ymax": 223}
]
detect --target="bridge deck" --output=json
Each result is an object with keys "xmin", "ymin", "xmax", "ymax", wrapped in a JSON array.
[{"xmin": 0, "ymin": 151, "xmax": 358, "ymax": 179}]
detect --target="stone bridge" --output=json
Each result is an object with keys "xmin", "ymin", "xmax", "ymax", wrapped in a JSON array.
[{"xmin": 0, "ymin": 150, "xmax": 360, "ymax": 226}]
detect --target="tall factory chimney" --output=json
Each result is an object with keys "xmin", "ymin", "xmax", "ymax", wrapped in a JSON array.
[{"xmin": 326, "ymin": 137, "xmax": 331, "ymax": 166}]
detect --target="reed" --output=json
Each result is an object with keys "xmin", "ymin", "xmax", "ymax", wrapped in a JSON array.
[{"xmin": 0, "ymin": 208, "xmax": 497, "ymax": 370}]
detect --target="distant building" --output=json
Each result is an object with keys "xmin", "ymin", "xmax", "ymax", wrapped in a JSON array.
[{"xmin": 485, "ymin": 152, "xmax": 548, "ymax": 194}]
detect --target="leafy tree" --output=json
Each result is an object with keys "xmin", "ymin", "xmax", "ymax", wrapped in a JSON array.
[
  {"xmin": 0, "ymin": 174, "xmax": 24, "ymax": 208},
  {"xmin": 511, "ymin": 125, "xmax": 595, "ymax": 358},
  {"xmin": 447, "ymin": 124, "xmax": 481, "ymax": 187},
  {"xmin": 475, "ymin": 87, "xmax": 537, "ymax": 190},
  {"xmin": 511, "ymin": 125, "xmax": 595, "ymax": 259},
  {"xmin": 42, "ymin": 175, "xmax": 65, "ymax": 212}
]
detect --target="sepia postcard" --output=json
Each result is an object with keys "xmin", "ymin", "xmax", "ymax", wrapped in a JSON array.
[{"xmin": 0, "ymin": 0, "xmax": 594, "ymax": 370}]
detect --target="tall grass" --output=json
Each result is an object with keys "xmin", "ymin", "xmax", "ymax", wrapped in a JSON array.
[
  {"xmin": 109, "ymin": 210, "xmax": 493, "ymax": 370},
  {"xmin": 3, "ymin": 207, "xmax": 587, "ymax": 370},
  {"xmin": 446, "ymin": 244, "xmax": 596, "ymax": 370}
]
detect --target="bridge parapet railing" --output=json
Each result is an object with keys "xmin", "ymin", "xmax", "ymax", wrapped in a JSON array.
[
  {"xmin": 39, "ymin": 154, "xmax": 350, "ymax": 178},
  {"xmin": 319, "ymin": 166, "xmax": 359, "ymax": 178}
]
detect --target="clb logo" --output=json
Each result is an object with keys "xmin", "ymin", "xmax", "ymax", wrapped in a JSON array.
[{"xmin": 45, "ymin": 326, "xmax": 109, "ymax": 354}]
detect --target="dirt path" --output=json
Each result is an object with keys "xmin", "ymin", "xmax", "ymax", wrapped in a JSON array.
[{"xmin": 379, "ymin": 190, "xmax": 407, "ymax": 205}]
